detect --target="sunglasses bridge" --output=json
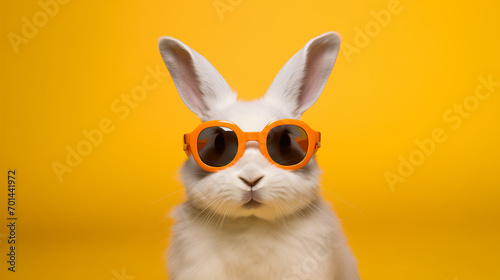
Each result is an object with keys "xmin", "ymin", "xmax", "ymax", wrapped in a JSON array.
[{"xmin": 244, "ymin": 132, "xmax": 259, "ymax": 141}]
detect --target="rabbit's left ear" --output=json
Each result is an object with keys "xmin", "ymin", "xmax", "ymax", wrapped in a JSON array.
[{"xmin": 264, "ymin": 32, "xmax": 341, "ymax": 118}]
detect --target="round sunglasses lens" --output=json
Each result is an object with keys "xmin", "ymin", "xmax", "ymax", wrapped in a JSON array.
[
  {"xmin": 197, "ymin": 126, "xmax": 238, "ymax": 167},
  {"xmin": 267, "ymin": 125, "xmax": 308, "ymax": 166}
]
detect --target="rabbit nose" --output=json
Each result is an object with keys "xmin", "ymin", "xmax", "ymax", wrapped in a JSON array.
[{"xmin": 239, "ymin": 176, "xmax": 264, "ymax": 188}]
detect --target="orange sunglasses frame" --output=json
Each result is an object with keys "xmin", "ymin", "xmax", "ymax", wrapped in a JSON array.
[{"xmin": 183, "ymin": 119, "xmax": 321, "ymax": 172}]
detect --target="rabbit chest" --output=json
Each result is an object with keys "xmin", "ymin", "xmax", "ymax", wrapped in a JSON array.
[{"xmin": 168, "ymin": 200, "xmax": 345, "ymax": 280}]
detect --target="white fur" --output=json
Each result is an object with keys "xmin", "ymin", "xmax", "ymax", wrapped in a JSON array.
[{"xmin": 159, "ymin": 32, "xmax": 360, "ymax": 280}]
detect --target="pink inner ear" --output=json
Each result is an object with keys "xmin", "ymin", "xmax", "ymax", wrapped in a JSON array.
[
  {"xmin": 170, "ymin": 45, "xmax": 206, "ymax": 114},
  {"xmin": 299, "ymin": 39, "xmax": 334, "ymax": 111}
]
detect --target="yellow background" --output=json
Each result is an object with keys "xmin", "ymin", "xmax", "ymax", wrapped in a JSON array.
[{"xmin": 1, "ymin": 0, "xmax": 499, "ymax": 279}]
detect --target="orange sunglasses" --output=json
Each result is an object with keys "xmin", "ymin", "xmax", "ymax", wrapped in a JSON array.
[{"xmin": 183, "ymin": 119, "xmax": 321, "ymax": 172}]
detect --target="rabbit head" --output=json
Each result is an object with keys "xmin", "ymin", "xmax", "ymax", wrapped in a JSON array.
[{"xmin": 159, "ymin": 32, "xmax": 341, "ymax": 221}]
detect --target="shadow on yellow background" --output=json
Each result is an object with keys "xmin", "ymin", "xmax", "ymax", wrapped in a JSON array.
[{"xmin": 1, "ymin": 0, "xmax": 499, "ymax": 279}]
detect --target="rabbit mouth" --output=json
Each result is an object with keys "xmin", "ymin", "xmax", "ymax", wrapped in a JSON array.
[{"xmin": 243, "ymin": 199, "xmax": 262, "ymax": 209}]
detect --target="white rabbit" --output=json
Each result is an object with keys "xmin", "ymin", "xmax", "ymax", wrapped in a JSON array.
[{"xmin": 159, "ymin": 32, "xmax": 360, "ymax": 280}]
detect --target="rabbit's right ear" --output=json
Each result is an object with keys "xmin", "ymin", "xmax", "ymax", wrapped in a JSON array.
[
  {"xmin": 264, "ymin": 32, "xmax": 341, "ymax": 118},
  {"xmin": 159, "ymin": 37, "xmax": 236, "ymax": 120}
]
